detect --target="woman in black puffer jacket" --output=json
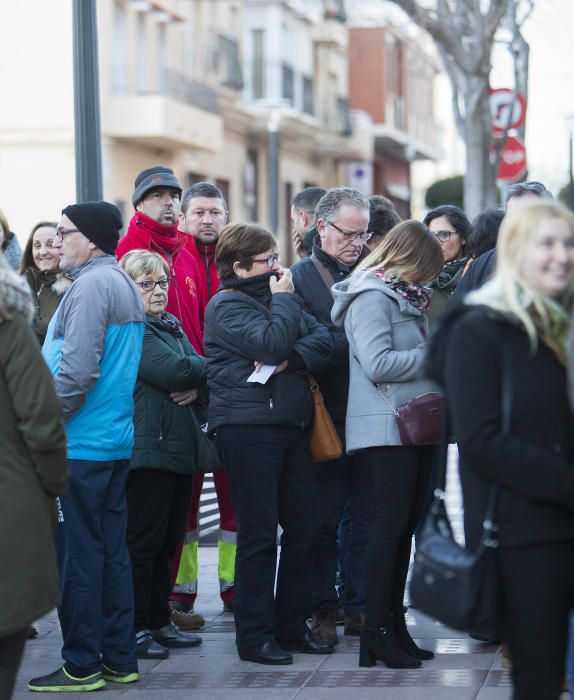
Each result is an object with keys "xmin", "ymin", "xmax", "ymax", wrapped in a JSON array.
[
  {"xmin": 120, "ymin": 250, "xmax": 206, "ymax": 661},
  {"xmin": 204, "ymin": 222, "xmax": 334, "ymax": 666}
]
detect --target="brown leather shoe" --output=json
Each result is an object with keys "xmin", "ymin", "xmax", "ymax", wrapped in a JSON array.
[
  {"xmin": 344, "ymin": 612, "xmax": 366, "ymax": 636},
  {"xmin": 310, "ymin": 608, "xmax": 338, "ymax": 645}
]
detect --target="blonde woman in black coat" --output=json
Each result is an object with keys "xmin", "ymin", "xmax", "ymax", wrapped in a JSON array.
[{"xmin": 429, "ymin": 201, "xmax": 574, "ymax": 700}]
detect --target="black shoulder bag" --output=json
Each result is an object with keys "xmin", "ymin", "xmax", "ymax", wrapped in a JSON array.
[{"xmin": 409, "ymin": 345, "xmax": 511, "ymax": 638}]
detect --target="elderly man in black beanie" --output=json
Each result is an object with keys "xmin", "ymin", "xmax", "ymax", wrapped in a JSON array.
[{"xmin": 30, "ymin": 202, "xmax": 146, "ymax": 692}]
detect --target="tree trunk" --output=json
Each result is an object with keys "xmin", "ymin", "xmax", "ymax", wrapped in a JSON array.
[{"xmin": 462, "ymin": 77, "xmax": 497, "ymax": 217}]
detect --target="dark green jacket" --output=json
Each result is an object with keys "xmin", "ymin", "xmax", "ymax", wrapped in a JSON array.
[
  {"xmin": 23, "ymin": 267, "xmax": 72, "ymax": 344},
  {"xmin": 131, "ymin": 312, "xmax": 206, "ymax": 474},
  {"xmin": 0, "ymin": 311, "xmax": 68, "ymax": 637}
]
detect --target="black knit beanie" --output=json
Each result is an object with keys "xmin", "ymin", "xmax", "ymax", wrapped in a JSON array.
[{"xmin": 62, "ymin": 201, "xmax": 123, "ymax": 255}]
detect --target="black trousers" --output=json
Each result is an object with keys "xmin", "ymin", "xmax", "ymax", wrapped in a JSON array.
[
  {"xmin": 217, "ymin": 425, "xmax": 320, "ymax": 650},
  {"xmin": 0, "ymin": 627, "xmax": 27, "ymax": 700},
  {"xmin": 362, "ymin": 445, "xmax": 432, "ymax": 627},
  {"xmin": 313, "ymin": 448, "xmax": 373, "ymax": 615},
  {"xmin": 126, "ymin": 470, "xmax": 193, "ymax": 632},
  {"xmin": 499, "ymin": 540, "xmax": 574, "ymax": 700}
]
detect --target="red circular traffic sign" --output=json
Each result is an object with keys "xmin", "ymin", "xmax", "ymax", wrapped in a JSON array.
[
  {"xmin": 497, "ymin": 136, "xmax": 527, "ymax": 182},
  {"xmin": 490, "ymin": 88, "xmax": 527, "ymax": 134}
]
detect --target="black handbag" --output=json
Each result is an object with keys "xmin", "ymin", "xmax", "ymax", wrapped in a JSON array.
[
  {"xmin": 409, "ymin": 346, "xmax": 512, "ymax": 638},
  {"xmin": 188, "ymin": 402, "xmax": 224, "ymax": 474}
]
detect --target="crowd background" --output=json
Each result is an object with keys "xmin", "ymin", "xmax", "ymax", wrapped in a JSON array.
[{"xmin": 0, "ymin": 170, "xmax": 573, "ymax": 700}]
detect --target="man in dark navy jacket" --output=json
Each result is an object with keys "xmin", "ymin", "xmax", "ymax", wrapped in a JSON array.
[{"xmin": 291, "ymin": 187, "xmax": 373, "ymax": 644}]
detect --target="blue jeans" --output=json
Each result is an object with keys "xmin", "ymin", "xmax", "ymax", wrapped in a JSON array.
[{"xmin": 57, "ymin": 459, "xmax": 137, "ymax": 676}]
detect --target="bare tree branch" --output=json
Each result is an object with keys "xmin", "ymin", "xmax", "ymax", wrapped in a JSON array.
[{"xmin": 387, "ymin": 0, "xmax": 473, "ymax": 72}]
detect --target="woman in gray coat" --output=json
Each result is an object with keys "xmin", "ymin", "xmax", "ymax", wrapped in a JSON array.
[{"xmin": 331, "ymin": 221, "xmax": 443, "ymax": 670}]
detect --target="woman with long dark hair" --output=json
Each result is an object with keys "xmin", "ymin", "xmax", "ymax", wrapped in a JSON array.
[{"xmin": 423, "ymin": 205, "xmax": 471, "ymax": 331}]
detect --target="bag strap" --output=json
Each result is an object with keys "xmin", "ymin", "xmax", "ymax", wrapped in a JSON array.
[
  {"xmin": 375, "ymin": 384, "xmax": 399, "ymax": 417},
  {"xmin": 310, "ymin": 254, "xmax": 336, "ymax": 298}
]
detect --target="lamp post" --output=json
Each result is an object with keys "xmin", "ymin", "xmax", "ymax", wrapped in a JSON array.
[
  {"xmin": 72, "ymin": 0, "xmax": 103, "ymax": 202},
  {"xmin": 267, "ymin": 110, "xmax": 281, "ymax": 233},
  {"xmin": 567, "ymin": 115, "xmax": 574, "ymax": 212}
]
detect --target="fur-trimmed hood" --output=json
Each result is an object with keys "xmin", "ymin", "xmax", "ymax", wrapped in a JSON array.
[{"xmin": 0, "ymin": 254, "xmax": 34, "ymax": 322}]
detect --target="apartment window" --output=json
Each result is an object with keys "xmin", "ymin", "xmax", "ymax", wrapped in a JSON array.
[
  {"xmin": 282, "ymin": 64, "xmax": 295, "ymax": 105},
  {"xmin": 112, "ymin": 2, "xmax": 127, "ymax": 95},
  {"xmin": 302, "ymin": 75, "xmax": 314, "ymax": 115},
  {"xmin": 252, "ymin": 29, "xmax": 265, "ymax": 99},
  {"xmin": 136, "ymin": 13, "xmax": 148, "ymax": 93},
  {"xmin": 158, "ymin": 24, "xmax": 168, "ymax": 93},
  {"xmin": 186, "ymin": 172, "xmax": 208, "ymax": 187},
  {"xmin": 244, "ymin": 149, "xmax": 258, "ymax": 221},
  {"xmin": 284, "ymin": 182, "xmax": 293, "ymax": 262},
  {"xmin": 215, "ymin": 178, "xmax": 230, "ymax": 215}
]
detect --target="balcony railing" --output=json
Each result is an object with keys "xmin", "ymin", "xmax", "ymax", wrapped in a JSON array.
[
  {"xmin": 210, "ymin": 34, "xmax": 244, "ymax": 91},
  {"xmin": 112, "ymin": 65, "xmax": 219, "ymax": 114},
  {"xmin": 246, "ymin": 61, "xmax": 315, "ymax": 117}
]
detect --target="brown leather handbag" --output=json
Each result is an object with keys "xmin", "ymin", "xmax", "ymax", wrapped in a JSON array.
[{"xmin": 308, "ymin": 375, "xmax": 343, "ymax": 462}]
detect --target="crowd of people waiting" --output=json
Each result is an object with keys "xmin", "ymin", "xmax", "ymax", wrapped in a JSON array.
[{"xmin": 0, "ymin": 168, "xmax": 573, "ymax": 700}]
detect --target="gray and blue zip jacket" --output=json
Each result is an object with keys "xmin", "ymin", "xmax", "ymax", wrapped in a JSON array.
[{"xmin": 42, "ymin": 255, "xmax": 145, "ymax": 461}]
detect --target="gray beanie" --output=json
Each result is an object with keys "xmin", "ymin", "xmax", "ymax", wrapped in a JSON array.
[{"xmin": 132, "ymin": 166, "xmax": 182, "ymax": 207}]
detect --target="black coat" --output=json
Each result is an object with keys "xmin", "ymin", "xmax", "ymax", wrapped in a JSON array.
[
  {"xmin": 291, "ymin": 244, "xmax": 354, "ymax": 424},
  {"xmin": 204, "ymin": 288, "xmax": 333, "ymax": 430},
  {"xmin": 451, "ymin": 249, "xmax": 496, "ymax": 302},
  {"xmin": 428, "ymin": 305, "xmax": 574, "ymax": 549}
]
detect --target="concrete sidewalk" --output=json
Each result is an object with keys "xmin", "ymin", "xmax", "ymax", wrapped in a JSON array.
[
  {"xmin": 11, "ymin": 451, "xmax": 570, "ymax": 698},
  {"xmin": 11, "ymin": 568, "xmax": 514, "ymax": 700}
]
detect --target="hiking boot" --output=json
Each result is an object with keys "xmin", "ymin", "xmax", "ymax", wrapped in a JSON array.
[
  {"xmin": 309, "ymin": 608, "xmax": 338, "ymax": 646},
  {"xmin": 28, "ymin": 666, "xmax": 106, "ymax": 692},
  {"xmin": 170, "ymin": 608, "xmax": 205, "ymax": 630},
  {"xmin": 344, "ymin": 612, "xmax": 366, "ymax": 636},
  {"xmin": 102, "ymin": 665, "xmax": 139, "ymax": 684}
]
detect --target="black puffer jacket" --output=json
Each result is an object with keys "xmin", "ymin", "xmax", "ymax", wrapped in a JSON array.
[
  {"xmin": 204, "ymin": 274, "xmax": 333, "ymax": 430},
  {"xmin": 427, "ymin": 304, "xmax": 574, "ymax": 549}
]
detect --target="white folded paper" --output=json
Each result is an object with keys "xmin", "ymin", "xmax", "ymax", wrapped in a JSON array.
[{"xmin": 246, "ymin": 364, "xmax": 277, "ymax": 384}]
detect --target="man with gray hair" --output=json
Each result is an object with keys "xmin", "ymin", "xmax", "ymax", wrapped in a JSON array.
[
  {"xmin": 291, "ymin": 186, "xmax": 373, "ymax": 645},
  {"xmin": 453, "ymin": 180, "xmax": 553, "ymax": 299}
]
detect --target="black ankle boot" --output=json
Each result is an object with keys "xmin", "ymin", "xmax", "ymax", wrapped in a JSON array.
[
  {"xmin": 359, "ymin": 623, "xmax": 422, "ymax": 669},
  {"xmin": 392, "ymin": 609, "xmax": 434, "ymax": 660}
]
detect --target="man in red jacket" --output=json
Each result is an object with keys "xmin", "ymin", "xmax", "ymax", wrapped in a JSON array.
[
  {"xmin": 169, "ymin": 182, "xmax": 238, "ymax": 625},
  {"xmin": 116, "ymin": 166, "xmax": 205, "ymax": 357}
]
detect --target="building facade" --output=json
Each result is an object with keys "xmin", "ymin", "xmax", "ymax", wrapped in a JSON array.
[{"xmin": 0, "ymin": 0, "xmax": 371, "ymax": 260}]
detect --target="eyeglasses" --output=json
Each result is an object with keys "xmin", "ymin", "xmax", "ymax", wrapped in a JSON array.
[
  {"xmin": 136, "ymin": 278, "xmax": 170, "ymax": 292},
  {"xmin": 327, "ymin": 221, "xmax": 372, "ymax": 242},
  {"xmin": 54, "ymin": 226, "xmax": 81, "ymax": 241},
  {"xmin": 251, "ymin": 252, "xmax": 280, "ymax": 268},
  {"xmin": 433, "ymin": 230, "xmax": 458, "ymax": 242}
]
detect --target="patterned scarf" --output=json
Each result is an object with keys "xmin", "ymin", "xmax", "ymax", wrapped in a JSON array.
[
  {"xmin": 150, "ymin": 311, "xmax": 184, "ymax": 338},
  {"xmin": 372, "ymin": 269, "xmax": 432, "ymax": 312}
]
